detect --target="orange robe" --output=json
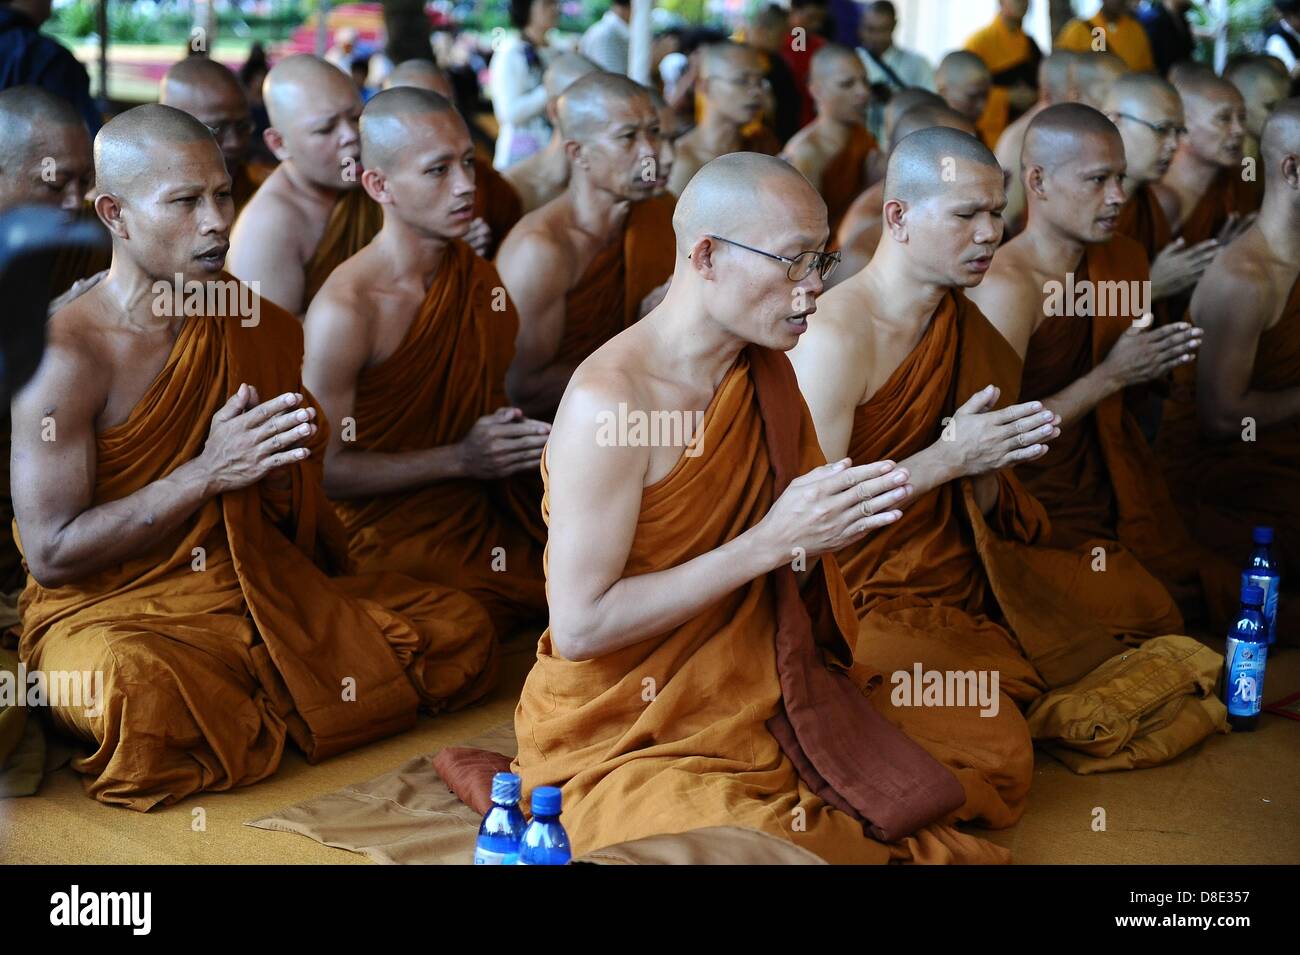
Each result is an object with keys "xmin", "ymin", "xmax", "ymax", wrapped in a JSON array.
[
  {"xmin": 514, "ymin": 346, "xmax": 1009, "ymax": 864},
  {"xmin": 554, "ymin": 193, "xmax": 677, "ymax": 369},
  {"xmin": 1157, "ymin": 276, "xmax": 1300, "ymax": 644},
  {"xmin": 16, "ymin": 282, "xmax": 497, "ymax": 810},
  {"xmin": 1177, "ymin": 167, "xmax": 1263, "ymax": 246},
  {"xmin": 1017, "ymin": 237, "xmax": 1238, "ymax": 630},
  {"xmin": 1055, "ymin": 13, "xmax": 1156, "ymax": 72},
  {"xmin": 838, "ymin": 291, "xmax": 1156, "ymax": 827},
  {"xmin": 966, "ymin": 16, "xmax": 1041, "ymax": 151},
  {"xmin": 1116, "ymin": 183, "xmax": 1173, "ymax": 262},
  {"xmin": 741, "ymin": 126, "xmax": 783, "ymax": 156},
  {"xmin": 820, "ymin": 126, "xmax": 878, "ymax": 237},
  {"xmin": 474, "ymin": 156, "xmax": 523, "ymax": 257},
  {"xmin": 330, "ymin": 241, "xmax": 546, "ymax": 637}
]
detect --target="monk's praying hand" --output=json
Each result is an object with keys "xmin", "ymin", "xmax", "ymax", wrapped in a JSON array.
[
  {"xmin": 940, "ymin": 385, "xmax": 1061, "ymax": 476},
  {"xmin": 196, "ymin": 386, "xmax": 317, "ymax": 492},
  {"xmin": 1099, "ymin": 320, "xmax": 1202, "ymax": 388},
  {"xmin": 457, "ymin": 407, "xmax": 551, "ymax": 478}
]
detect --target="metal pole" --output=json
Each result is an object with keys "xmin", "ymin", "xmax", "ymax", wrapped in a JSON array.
[
  {"xmin": 628, "ymin": 0, "xmax": 651, "ymax": 83},
  {"xmin": 315, "ymin": 0, "xmax": 331, "ymax": 58},
  {"xmin": 97, "ymin": 0, "xmax": 108, "ymax": 107}
]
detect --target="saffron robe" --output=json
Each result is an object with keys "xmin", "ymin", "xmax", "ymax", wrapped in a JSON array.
[{"xmin": 820, "ymin": 126, "xmax": 878, "ymax": 237}]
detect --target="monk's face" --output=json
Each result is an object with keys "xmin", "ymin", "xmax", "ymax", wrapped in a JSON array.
[
  {"xmin": 0, "ymin": 121, "xmax": 92, "ymax": 213},
  {"xmin": 1111, "ymin": 89, "xmax": 1184, "ymax": 183},
  {"xmin": 654, "ymin": 104, "xmax": 685, "ymax": 194},
  {"xmin": 1033, "ymin": 133, "xmax": 1127, "ymax": 243},
  {"xmin": 999, "ymin": 0, "xmax": 1029, "ymax": 20},
  {"xmin": 164, "ymin": 81, "xmax": 253, "ymax": 172},
  {"xmin": 1182, "ymin": 89, "xmax": 1247, "ymax": 167},
  {"xmin": 703, "ymin": 52, "xmax": 766, "ymax": 126},
  {"xmin": 371, "ymin": 111, "xmax": 476, "ymax": 240},
  {"xmin": 895, "ymin": 160, "xmax": 1005, "ymax": 287},
  {"xmin": 267, "ymin": 75, "xmax": 363, "ymax": 189},
  {"xmin": 102, "ymin": 138, "xmax": 234, "ymax": 282},
  {"xmin": 813, "ymin": 58, "xmax": 870, "ymax": 125},
  {"xmin": 941, "ymin": 74, "xmax": 990, "ymax": 125},
  {"xmin": 1239, "ymin": 76, "xmax": 1289, "ymax": 140},
  {"xmin": 575, "ymin": 94, "xmax": 661, "ymax": 201}
]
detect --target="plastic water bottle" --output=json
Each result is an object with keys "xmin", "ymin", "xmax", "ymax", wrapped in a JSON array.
[
  {"xmin": 1242, "ymin": 526, "xmax": 1281, "ymax": 645},
  {"xmin": 517, "ymin": 786, "xmax": 571, "ymax": 865},
  {"xmin": 1224, "ymin": 583, "xmax": 1269, "ymax": 732},
  {"xmin": 473, "ymin": 772, "xmax": 526, "ymax": 865}
]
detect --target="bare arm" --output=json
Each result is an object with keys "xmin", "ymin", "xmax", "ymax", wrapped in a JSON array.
[
  {"xmin": 1194, "ymin": 268, "xmax": 1300, "ymax": 439},
  {"xmin": 11, "ymin": 341, "xmax": 313, "ymax": 588},
  {"xmin": 500, "ymin": 233, "xmax": 577, "ymax": 419},
  {"xmin": 545, "ymin": 373, "xmax": 909, "ymax": 661},
  {"xmin": 228, "ymin": 195, "xmax": 307, "ymax": 316}
]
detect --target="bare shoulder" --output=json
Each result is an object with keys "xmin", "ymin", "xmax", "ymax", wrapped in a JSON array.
[
  {"xmin": 231, "ymin": 180, "xmax": 311, "ymax": 261},
  {"xmin": 967, "ymin": 244, "xmax": 1041, "ymax": 354},
  {"xmin": 304, "ymin": 256, "xmax": 370, "ymax": 338},
  {"xmin": 1193, "ymin": 231, "xmax": 1276, "ymax": 329},
  {"xmin": 15, "ymin": 296, "xmax": 108, "ymax": 419},
  {"xmin": 549, "ymin": 351, "xmax": 648, "ymax": 459},
  {"xmin": 495, "ymin": 207, "xmax": 576, "ymax": 287}
]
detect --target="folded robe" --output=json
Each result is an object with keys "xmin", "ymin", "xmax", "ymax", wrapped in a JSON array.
[
  {"xmin": 1157, "ymin": 276, "xmax": 1300, "ymax": 644},
  {"xmin": 837, "ymin": 290, "xmax": 1143, "ymax": 827},
  {"xmin": 513, "ymin": 347, "xmax": 1008, "ymax": 863},
  {"xmin": 330, "ymin": 240, "xmax": 547, "ymax": 637},
  {"xmin": 15, "ymin": 281, "xmax": 498, "ymax": 810},
  {"xmin": 819, "ymin": 126, "xmax": 877, "ymax": 237},
  {"xmin": 1116, "ymin": 183, "xmax": 1173, "ymax": 263},
  {"xmin": 1016, "ymin": 236, "xmax": 1237, "ymax": 631}
]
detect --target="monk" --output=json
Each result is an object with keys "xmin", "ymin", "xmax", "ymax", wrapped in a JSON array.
[
  {"xmin": 382, "ymin": 59, "xmax": 524, "ymax": 257},
  {"xmin": 497, "ymin": 73, "xmax": 675, "ymax": 421},
  {"xmin": 648, "ymin": 87, "xmax": 687, "ymax": 196},
  {"xmin": 513, "ymin": 151, "xmax": 1009, "ymax": 864},
  {"xmin": 501, "ymin": 53, "xmax": 599, "ymax": 213},
  {"xmin": 968, "ymin": 103, "xmax": 1234, "ymax": 629},
  {"xmin": 793, "ymin": 126, "xmax": 1208, "ymax": 827},
  {"xmin": 832, "ymin": 103, "xmax": 975, "ymax": 284},
  {"xmin": 1105, "ymin": 73, "xmax": 1219, "ymax": 302},
  {"xmin": 227, "ymin": 55, "xmax": 370, "ymax": 315},
  {"xmin": 935, "ymin": 51, "xmax": 994, "ymax": 148},
  {"xmin": 1055, "ymin": 0, "xmax": 1155, "ymax": 74},
  {"xmin": 964, "ymin": 0, "xmax": 1042, "ymax": 152},
  {"xmin": 10, "ymin": 105, "xmax": 497, "ymax": 809},
  {"xmin": 1227, "ymin": 56, "xmax": 1293, "ymax": 166},
  {"xmin": 994, "ymin": 51, "xmax": 1078, "ymax": 236},
  {"xmin": 1073, "ymin": 51, "xmax": 1129, "ymax": 111},
  {"xmin": 666, "ymin": 43, "xmax": 781, "ymax": 195},
  {"xmin": 159, "ymin": 56, "xmax": 272, "ymax": 217},
  {"xmin": 880, "ymin": 87, "xmax": 945, "ymax": 148},
  {"xmin": 302, "ymin": 88, "xmax": 549, "ymax": 639},
  {"xmin": 779, "ymin": 45, "xmax": 878, "ymax": 235},
  {"xmin": 1157, "ymin": 99, "xmax": 1300, "ymax": 642}
]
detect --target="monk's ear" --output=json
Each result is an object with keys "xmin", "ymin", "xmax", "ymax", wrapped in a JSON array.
[
  {"xmin": 882, "ymin": 197, "xmax": 908, "ymax": 240},
  {"xmin": 361, "ymin": 167, "xmax": 390, "ymax": 204},
  {"xmin": 687, "ymin": 236, "xmax": 716, "ymax": 278},
  {"xmin": 563, "ymin": 138, "xmax": 586, "ymax": 169},
  {"xmin": 1283, "ymin": 152, "xmax": 1300, "ymax": 190},
  {"xmin": 263, "ymin": 126, "xmax": 290, "ymax": 162},
  {"xmin": 94, "ymin": 192, "xmax": 128, "ymax": 241},
  {"xmin": 1024, "ymin": 163, "xmax": 1047, "ymax": 200}
]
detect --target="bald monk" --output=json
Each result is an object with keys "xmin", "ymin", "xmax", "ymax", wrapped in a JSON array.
[
  {"xmin": 779, "ymin": 45, "xmax": 878, "ymax": 235},
  {"xmin": 666, "ymin": 43, "xmax": 781, "ymax": 195},
  {"xmin": 1157, "ymin": 100, "xmax": 1300, "ymax": 640},
  {"xmin": 159, "ymin": 56, "xmax": 272, "ymax": 216},
  {"xmin": 497, "ymin": 73, "xmax": 675, "ymax": 421},
  {"xmin": 302, "ymin": 88, "xmax": 548, "ymax": 639},
  {"xmin": 648, "ymin": 87, "xmax": 687, "ymax": 196},
  {"xmin": 832, "ymin": 103, "xmax": 975, "ymax": 284},
  {"xmin": 1227, "ymin": 56, "xmax": 1293, "ymax": 166},
  {"xmin": 880, "ymin": 87, "xmax": 945, "ymax": 147},
  {"xmin": 793, "ymin": 127, "xmax": 1177, "ymax": 827},
  {"xmin": 1073, "ymin": 51, "xmax": 1129, "ymax": 111},
  {"xmin": 10, "ymin": 105, "xmax": 496, "ymax": 809},
  {"xmin": 964, "ymin": 0, "xmax": 1042, "ymax": 153},
  {"xmin": 383, "ymin": 59, "xmax": 524, "ymax": 257},
  {"xmin": 500, "ymin": 54, "xmax": 599, "ymax": 213},
  {"xmin": 513, "ymin": 151, "xmax": 1008, "ymax": 863},
  {"xmin": 967, "ymin": 104, "xmax": 1234, "ymax": 629},
  {"xmin": 1105, "ymin": 73, "xmax": 1219, "ymax": 302},
  {"xmin": 935, "ymin": 51, "xmax": 995, "ymax": 148},
  {"xmin": 227, "ymin": 55, "xmax": 369, "ymax": 315},
  {"xmin": 994, "ymin": 51, "xmax": 1079, "ymax": 235}
]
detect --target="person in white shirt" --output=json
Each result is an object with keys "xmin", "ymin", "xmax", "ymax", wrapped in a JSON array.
[
  {"xmin": 855, "ymin": 0, "xmax": 935, "ymax": 141},
  {"xmin": 488, "ymin": 0, "xmax": 559, "ymax": 169},
  {"xmin": 1265, "ymin": 0, "xmax": 1300, "ymax": 77},
  {"xmin": 580, "ymin": 0, "xmax": 631, "ymax": 74}
]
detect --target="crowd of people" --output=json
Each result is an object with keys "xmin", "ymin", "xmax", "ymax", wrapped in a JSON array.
[{"xmin": 0, "ymin": 0, "xmax": 1297, "ymax": 863}]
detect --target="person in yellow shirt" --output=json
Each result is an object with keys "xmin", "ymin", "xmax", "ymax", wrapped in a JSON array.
[
  {"xmin": 965, "ymin": 0, "xmax": 1042, "ymax": 150},
  {"xmin": 1055, "ymin": 0, "xmax": 1156, "ymax": 73}
]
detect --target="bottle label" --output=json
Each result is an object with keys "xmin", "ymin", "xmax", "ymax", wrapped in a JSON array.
[
  {"xmin": 1243, "ymin": 572, "xmax": 1280, "ymax": 641},
  {"xmin": 1225, "ymin": 637, "xmax": 1267, "ymax": 718},
  {"xmin": 473, "ymin": 848, "xmax": 519, "ymax": 865}
]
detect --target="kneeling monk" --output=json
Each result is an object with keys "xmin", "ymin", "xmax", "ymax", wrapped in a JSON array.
[
  {"xmin": 11, "ymin": 106, "xmax": 497, "ymax": 810},
  {"xmin": 514, "ymin": 153, "xmax": 1009, "ymax": 864},
  {"xmin": 304, "ymin": 88, "xmax": 549, "ymax": 638}
]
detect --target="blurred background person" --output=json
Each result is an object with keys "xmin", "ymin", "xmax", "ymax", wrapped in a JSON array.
[{"xmin": 489, "ymin": 0, "xmax": 559, "ymax": 168}]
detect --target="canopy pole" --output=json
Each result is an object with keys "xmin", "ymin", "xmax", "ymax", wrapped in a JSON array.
[{"xmin": 628, "ymin": 0, "xmax": 651, "ymax": 84}]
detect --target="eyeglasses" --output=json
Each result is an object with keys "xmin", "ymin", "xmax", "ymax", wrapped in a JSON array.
[
  {"xmin": 203, "ymin": 119, "xmax": 256, "ymax": 140},
  {"xmin": 1115, "ymin": 113, "xmax": 1186, "ymax": 139},
  {"xmin": 705, "ymin": 234, "xmax": 840, "ymax": 281}
]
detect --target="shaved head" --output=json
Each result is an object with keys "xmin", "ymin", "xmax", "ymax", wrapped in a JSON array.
[
  {"xmin": 360, "ymin": 85, "xmax": 462, "ymax": 171},
  {"xmin": 1073, "ymin": 52, "xmax": 1127, "ymax": 109},
  {"xmin": 0, "ymin": 86, "xmax": 93, "ymax": 213},
  {"xmin": 889, "ymin": 102, "xmax": 975, "ymax": 152},
  {"xmin": 557, "ymin": 71, "xmax": 653, "ymax": 142},
  {"xmin": 95, "ymin": 104, "xmax": 221, "ymax": 200},
  {"xmin": 1177, "ymin": 71, "xmax": 1248, "ymax": 167},
  {"xmin": 1227, "ymin": 58, "xmax": 1291, "ymax": 139},
  {"xmin": 1022, "ymin": 102, "xmax": 1122, "ymax": 172},
  {"xmin": 673, "ymin": 151, "xmax": 823, "ymax": 255},
  {"xmin": 1260, "ymin": 98, "xmax": 1300, "ymax": 189},
  {"xmin": 1104, "ymin": 73, "xmax": 1184, "ymax": 183},
  {"xmin": 160, "ymin": 56, "xmax": 245, "ymax": 108},
  {"xmin": 810, "ymin": 43, "xmax": 861, "ymax": 84},
  {"xmin": 885, "ymin": 125, "xmax": 1000, "ymax": 204},
  {"xmin": 1105, "ymin": 71, "xmax": 1180, "ymax": 115},
  {"xmin": 160, "ymin": 57, "xmax": 251, "ymax": 169},
  {"xmin": 882, "ymin": 87, "xmax": 945, "ymax": 146},
  {"xmin": 699, "ymin": 41, "xmax": 763, "ymax": 78},
  {"xmin": 544, "ymin": 53, "xmax": 599, "ymax": 100},
  {"xmin": 935, "ymin": 51, "xmax": 992, "ymax": 123},
  {"xmin": 262, "ymin": 54, "xmax": 362, "ymax": 189},
  {"xmin": 937, "ymin": 51, "xmax": 990, "ymax": 84},
  {"xmin": 384, "ymin": 59, "xmax": 454, "ymax": 98},
  {"xmin": 1040, "ymin": 51, "xmax": 1078, "ymax": 104},
  {"xmin": 264, "ymin": 53, "xmax": 361, "ymax": 129}
]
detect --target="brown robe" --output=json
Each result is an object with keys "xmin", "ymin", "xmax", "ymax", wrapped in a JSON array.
[
  {"xmin": 513, "ymin": 347, "xmax": 1009, "ymax": 863},
  {"xmin": 820, "ymin": 126, "xmax": 878, "ymax": 237},
  {"xmin": 1116, "ymin": 182, "xmax": 1173, "ymax": 263},
  {"xmin": 1017, "ymin": 236, "xmax": 1238, "ymax": 631},
  {"xmin": 16, "ymin": 281, "xmax": 497, "ymax": 809},
  {"xmin": 1177, "ymin": 167, "xmax": 1263, "ymax": 246},
  {"xmin": 330, "ymin": 241, "xmax": 546, "ymax": 637}
]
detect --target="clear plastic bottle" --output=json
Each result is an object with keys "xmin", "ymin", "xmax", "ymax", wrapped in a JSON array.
[
  {"xmin": 1224, "ymin": 583, "xmax": 1269, "ymax": 732},
  {"xmin": 1242, "ymin": 526, "xmax": 1281, "ymax": 645},
  {"xmin": 516, "ymin": 786, "xmax": 571, "ymax": 865},
  {"xmin": 473, "ymin": 772, "xmax": 526, "ymax": 865}
]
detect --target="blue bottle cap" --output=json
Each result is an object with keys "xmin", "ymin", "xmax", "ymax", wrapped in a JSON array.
[
  {"xmin": 1252, "ymin": 526, "xmax": 1274, "ymax": 545},
  {"xmin": 531, "ymin": 785, "xmax": 563, "ymax": 816},
  {"xmin": 490, "ymin": 772, "xmax": 521, "ymax": 806},
  {"xmin": 1242, "ymin": 584, "xmax": 1265, "ymax": 607}
]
